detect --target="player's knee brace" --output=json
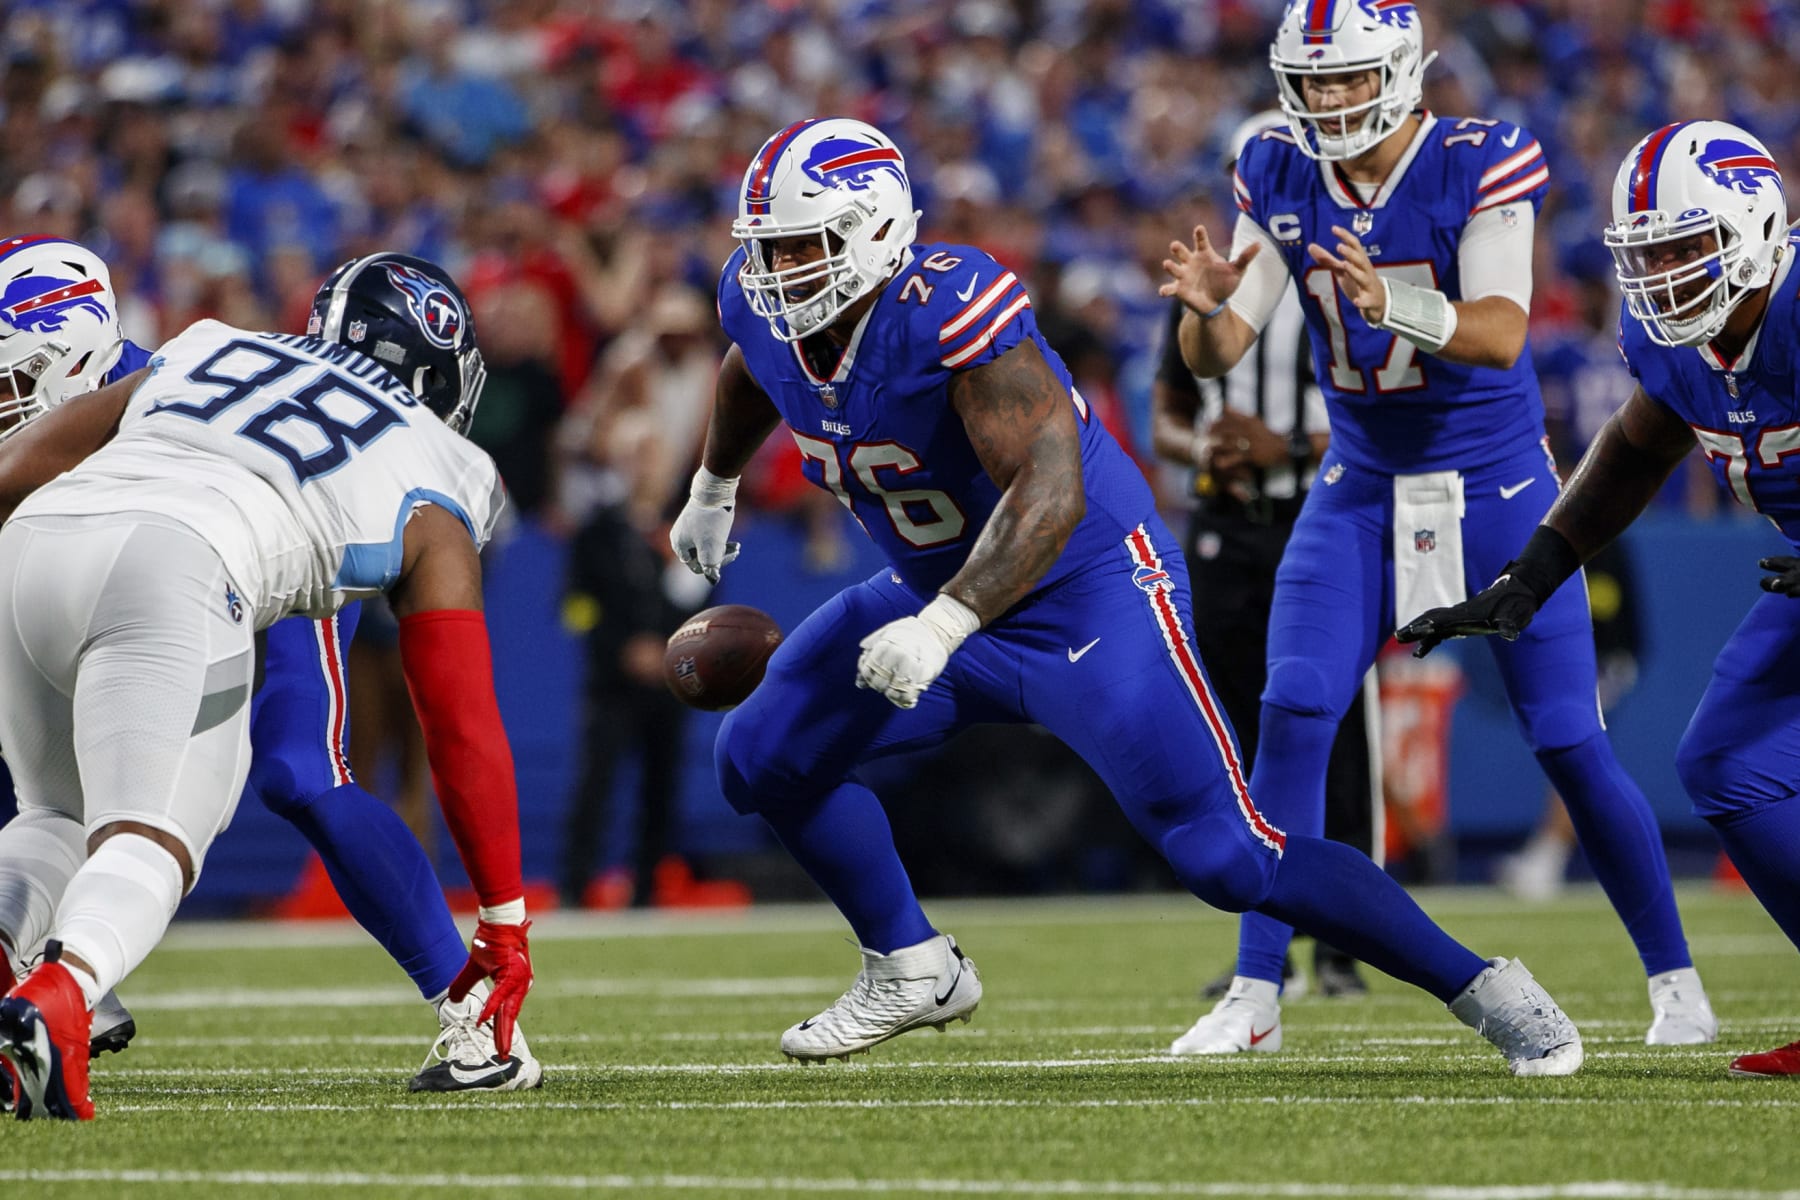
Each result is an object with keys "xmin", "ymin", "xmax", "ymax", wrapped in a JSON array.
[
  {"xmin": 1159, "ymin": 812, "xmax": 1280, "ymax": 913},
  {"xmin": 1261, "ymin": 656, "xmax": 1345, "ymax": 720}
]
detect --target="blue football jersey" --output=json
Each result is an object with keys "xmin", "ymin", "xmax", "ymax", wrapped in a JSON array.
[
  {"xmin": 718, "ymin": 241, "xmax": 1157, "ymax": 599},
  {"xmin": 1620, "ymin": 235, "xmax": 1800, "ymax": 546},
  {"xmin": 1234, "ymin": 113, "xmax": 1552, "ymax": 473}
]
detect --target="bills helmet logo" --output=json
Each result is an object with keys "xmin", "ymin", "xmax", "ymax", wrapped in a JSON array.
[
  {"xmin": 799, "ymin": 136, "xmax": 906, "ymax": 195},
  {"xmin": 1695, "ymin": 138, "xmax": 1782, "ymax": 198},
  {"xmin": 1414, "ymin": 529, "xmax": 1436, "ymax": 553},
  {"xmin": 1359, "ymin": 0, "xmax": 1418, "ymax": 28},
  {"xmin": 0, "ymin": 274, "xmax": 109, "ymax": 334},
  {"xmin": 384, "ymin": 263, "xmax": 465, "ymax": 350}
]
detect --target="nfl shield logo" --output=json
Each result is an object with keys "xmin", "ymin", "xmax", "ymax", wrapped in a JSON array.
[
  {"xmin": 1414, "ymin": 529, "xmax": 1436, "ymax": 554},
  {"xmin": 1352, "ymin": 211, "xmax": 1374, "ymax": 236},
  {"xmin": 347, "ymin": 320, "xmax": 368, "ymax": 343},
  {"xmin": 1499, "ymin": 207, "xmax": 1518, "ymax": 228},
  {"xmin": 818, "ymin": 383, "xmax": 838, "ymax": 409},
  {"xmin": 1323, "ymin": 462, "xmax": 1345, "ymax": 485}
]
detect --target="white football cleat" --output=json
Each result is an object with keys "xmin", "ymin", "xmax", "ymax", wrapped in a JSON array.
[
  {"xmin": 89, "ymin": 988, "xmax": 136, "ymax": 1058},
  {"xmin": 1449, "ymin": 957, "xmax": 1583, "ymax": 1076},
  {"xmin": 410, "ymin": 982, "xmax": 544, "ymax": 1093},
  {"xmin": 1645, "ymin": 967, "xmax": 1718, "ymax": 1045},
  {"xmin": 781, "ymin": 932, "xmax": 980, "ymax": 1062},
  {"xmin": 1170, "ymin": 976, "xmax": 1281, "ymax": 1055}
]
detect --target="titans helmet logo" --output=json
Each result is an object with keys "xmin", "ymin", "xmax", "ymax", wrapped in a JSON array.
[
  {"xmin": 1695, "ymin": 139, "xmax": 1783, "ymax": 199},
  {"xmin": 384, "ymin": 264, "xmax": 465, "ymax": 350},
  {"xmin": 799, "ymin": 137, "xmax": 906, "ymax": 194},
  {"xmin": 0, "ymin": 275, "xmax": 109, "ymax": 334}
]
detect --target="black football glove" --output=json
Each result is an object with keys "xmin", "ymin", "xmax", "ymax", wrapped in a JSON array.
[
  {"xmin": 1760, "ymin": 556, "xmax": 1800, "ymax": 597},
  {"xmin": 1395, "ymin": 573, "xmax": 1543, "ymax": 658}
]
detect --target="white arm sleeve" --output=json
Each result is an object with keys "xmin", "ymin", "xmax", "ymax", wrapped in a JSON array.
[
  {"xmin": 1458, "ymin": 204, "xmax": 1535, "ymax": 315},
  {"xmin": 1224, "ymin": 213, "xmax": 1292, "ymax": 335}
]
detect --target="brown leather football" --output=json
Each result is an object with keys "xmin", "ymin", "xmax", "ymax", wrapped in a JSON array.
[{"xmin": 663, "ymin": 605, "xmax": 784, "ymax": 711}]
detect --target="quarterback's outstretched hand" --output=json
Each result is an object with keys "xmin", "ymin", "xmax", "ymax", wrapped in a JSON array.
[
  {"xmin": 670, "ymin": 468, "xmax": 741, "ymax": 584},
  {"xmin": 448, "ymin": 919, "xmax": 534, "ymax": 1058},
  {"xmin": 1395, "ymin": 574, "xmax": 1543, "ymax": 658},
  {"xmin": 1160, "ymin": 223, "xmax": 1260, "ymax": 315},
  {"xmin": 1308, "ymin": 226, "xmax": 1386, "ymax": 326},
  {"xmin": 856, "ymin": 594, "xmax": 981, "ymax": 709},
  {"xmin": 1761, "ymin": 556, "xmax": 1800, "ymax": 597}
]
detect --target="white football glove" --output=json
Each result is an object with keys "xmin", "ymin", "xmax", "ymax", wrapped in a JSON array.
[
  {"xmin": 670, "ymin": 467, "xmax": 741, "ymax": 584},
  {"xmin": 856, "ymin": 594, "xmax": 981, "ymax": 709}
]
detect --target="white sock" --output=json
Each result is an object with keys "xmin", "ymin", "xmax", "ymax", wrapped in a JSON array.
[
  {"xmin": 0, "ymin": 810, "xmax": 86, "ymax": 969},
  {"xmin": 54, "ymin": 835, "xmax": 185, "ymax": 999}
]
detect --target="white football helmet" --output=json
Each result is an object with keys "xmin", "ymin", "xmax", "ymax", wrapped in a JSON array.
[
  {"xmin": 731, "ymin": 118, "xmax": 920, "ymax": 342},
  {"xmin": 0, "ymin": 236, "xmax": 125, "ymax": 439},
  {"xmin": 1270, "ymin": 0, "xmax": 1436, "ymax": 161},
  {"xmin": 1604, "ymin": 120, "xmax": 1789, "ymax": 348}
]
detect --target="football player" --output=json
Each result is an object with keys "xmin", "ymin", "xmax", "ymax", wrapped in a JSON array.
[
  {"xmin": 0, "ymin": 237, "xmax": 539, "ymax": 1095},
  {"xmin": 677, "ymin": 115, "xmax": 1584, "ymax": 1075},
  {"xmin": 1161, "ymin": 0, "xmax": 1713, "ymax": 1055},
  {"xmin": 1400, "ymin": 121, "xmax": 1800, "ymax": 1078},
  {"xmin": 0, "ymin": 251, "xmax": 534, "ymax": 1118}
]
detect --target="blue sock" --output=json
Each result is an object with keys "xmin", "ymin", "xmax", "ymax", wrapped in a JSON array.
[
  {"xmin": 1708, "ymin": 802, "xmax": 1800, "ymax": 953},
  {"xmin": 285, "ymin": 783, "xmax": 467, "ymax": 998},
  {"xmin": 1259, "ymin": 835, "xmax": 1487, "ymax": 1002},
  {"xmin": 1537, "ymin": 733, "xmax": 1691, "ymax": 975},
  {"xmin": 1236, "ymin": 703, "xmax": 1333, "ymax": 984},
  {"xmin": 760, "ymin": 780, "xmax": 934, "ymax": 954}
]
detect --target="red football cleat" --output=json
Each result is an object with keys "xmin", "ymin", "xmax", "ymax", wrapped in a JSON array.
[
  {"xmin": 0, "ymin": 942, "xmax": 93, "ymax": 1120},
  {"xmin": 1729, "ymin": 1041, "xmax": 1800, "ymax": 1078}
]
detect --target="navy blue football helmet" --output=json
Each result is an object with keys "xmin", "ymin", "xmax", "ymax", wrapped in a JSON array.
[{"xmin": 307, "ymin": 252, "xmax": 487, "ymax": 433}]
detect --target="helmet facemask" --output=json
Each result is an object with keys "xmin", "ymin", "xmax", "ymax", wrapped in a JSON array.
[
  {"xmin": 733, "ymin": 197, "xmax": 913, "ymax": 343},
  {"xmin": 1274, "ymin": 46, "xmax": 1432, "ymax": 161},
  {"xmin": 1606, "ymin": 207, "xmax": 1783, "ymax": 348}
]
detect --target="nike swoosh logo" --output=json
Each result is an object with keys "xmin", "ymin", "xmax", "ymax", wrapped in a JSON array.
[
  {"xmin": 797, "ymin": 1018, "xmax": 818, "ymax": 1031},
  {"xmin": 1067, "ymin": 638, "xmax": 1101, "ymax": 663},
  {"xmin": 1499, "ymin": 478, "xmax": 1535, "ymax": 500},
  {"xmin": 935, "ymin": 966, "xmax": 962, "ymax": 1007},
  {"xmin": 1502, "ymin": 129, "xmax": 1520, "ymax": 148},
  {"xmin": 447, "ymin": 1058, "xmax": 518, "ymax": 1086},
  {"xmin": 956, "ymin": 276, "xmax": 980, "ymax": 302},
  {"xmin": 1249, "ymin": 1025, "xmax": 1276, "ymax": 1046}
]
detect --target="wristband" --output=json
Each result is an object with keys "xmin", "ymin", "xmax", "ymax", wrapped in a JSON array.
[
  {"xmin": 920, "ymin": 593, "xmax": 982, "ymax": 653},
  {"xmin": 1375, "ymin": 277, "xmax": 1460, "ymax": 353},
  {"xmin": 479, "ymin": 899, "xmax": 527, "ymax": 925},
  {"xmin": 691, "ymin": 466, "xmax": 739, "ymax": 507},
  {"xmin": 1502, "ymin": 525, "xmax": 1583, "ymax": 604},
  {"xmin": 1193, "ymin": 298, "xmax": 1229, "ymax": 320}
]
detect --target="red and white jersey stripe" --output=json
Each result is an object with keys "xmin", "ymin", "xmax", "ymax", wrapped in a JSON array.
[
  {"xmin": 939, "ymin": 272, "xmax": 1032, "ymax": 370},
  {"xmin": 1471, "ymin": 138, "xmax": 1548, "ymax": 215}
]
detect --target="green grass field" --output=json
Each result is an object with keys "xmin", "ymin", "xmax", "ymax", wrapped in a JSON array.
[{"xmin": 6, "ymin": 885, "xmax": 1795, "ymax": 1198}]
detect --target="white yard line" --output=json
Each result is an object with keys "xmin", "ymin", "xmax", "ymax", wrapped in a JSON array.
[{"xmin": 0, "ymin": 1170, "xmax": 1787, "ymax": 1199}]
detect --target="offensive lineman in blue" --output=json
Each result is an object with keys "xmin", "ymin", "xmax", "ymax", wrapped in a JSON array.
[
  {"xmin": 1401, "ymin": 120, "xmax": 1800, "ymax": 1078},
  {"xmin": 1161, "ymin": 0, "xmax": 1713, "ymax": 1054},
  {"xmin": 675, "ymin": 115, "xmax": 1587, "ymax": 1074},
  {"xmin": 0, "ymin": 235, "xmax": 538, "ymax": 1092}
]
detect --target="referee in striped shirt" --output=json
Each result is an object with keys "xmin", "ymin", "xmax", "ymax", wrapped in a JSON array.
[{"xmin": 1152, "ymin": 111, "xmax": 1380, "ymax": 1000}]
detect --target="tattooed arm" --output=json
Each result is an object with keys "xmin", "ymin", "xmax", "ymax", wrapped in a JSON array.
[
  {"xmin": 942, "ymin": 338, "xmax": 1087, "ymax": 622},
  {"xmin": 1542, "ymin": 386, "xmax": 1693, "ymax": 559}
]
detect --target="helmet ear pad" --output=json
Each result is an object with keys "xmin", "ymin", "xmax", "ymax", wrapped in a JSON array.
[{"xmin": 307, "ymin": 253, "xmax": 486, "ymax": 433}]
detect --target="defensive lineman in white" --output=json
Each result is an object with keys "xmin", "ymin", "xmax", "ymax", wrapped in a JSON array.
[{"xmin": 0, "ymin": 253, "xmax": 535, "ymax": 1120}]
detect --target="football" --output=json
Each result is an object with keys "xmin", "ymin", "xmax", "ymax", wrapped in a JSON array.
[{"xmin": 663, "ymin": 604, "xmax": 784, "ymax": 711}]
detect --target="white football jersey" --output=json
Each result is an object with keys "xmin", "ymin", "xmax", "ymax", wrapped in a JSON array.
[{"xmin": 16, "ymin": 319, "xmax": 505, "ymax": 628}]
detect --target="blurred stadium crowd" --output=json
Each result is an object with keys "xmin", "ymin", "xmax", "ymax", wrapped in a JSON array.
[{"xmin": 4, "ymin": 0, "xmax": 1795, "ymax": 529}]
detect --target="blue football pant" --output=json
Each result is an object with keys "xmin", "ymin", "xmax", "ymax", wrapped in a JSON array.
[
  {"xmin": 1676, "ymin": 590, "xmax": 1800, "ymax": 951},
  {"xmin": 717, "ymin": 518, "xmax": 1489, "ymax": 1001},
  {"xmin": 248, "ymin": 605, "xmax": 466, "ymax": 1000},
  {"xmin": 1238, "ymin": 443, "xmax": 1691, "ymax": 984}
]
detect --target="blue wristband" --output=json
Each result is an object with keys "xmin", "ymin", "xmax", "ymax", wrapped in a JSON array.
[{"xmin": 1195, "ymin": 298, "xmax": 1229, "ymax": 320}]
